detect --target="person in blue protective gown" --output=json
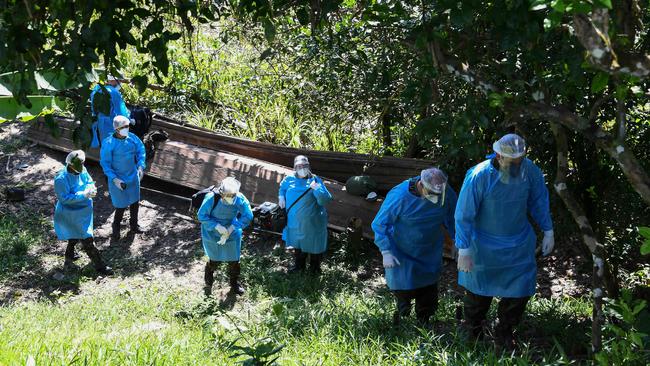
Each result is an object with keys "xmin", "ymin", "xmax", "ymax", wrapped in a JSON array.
[
  {"xmin": 54, "ymin": 150, "xmax": 113, "ymax": 275},
  {"xmin": 90, "ymin": 75, "xmax": 131, "ymax": 148},
  {"xmin": 278, "ymin": 155, "xmax": 333, "ymax": 274},
  {"xmin": 198, "ymin": 177, "xmax": 254, "ymax": 296},
  {"xmin": 371, "ymin": 167, "xmax": 457, "ymax": 325},
  {"xmin": 100, "ymin": 115, "xmax": 146, "ymax": 241},
  {"xmin": 455, "ymin": 133, "xmax": 554, "ymax": 347}
]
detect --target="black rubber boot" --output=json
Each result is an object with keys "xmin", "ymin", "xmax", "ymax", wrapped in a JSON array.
[
  {"xmin": 309, "ymin": 253, "xmax": 322, "ymax": 275},
  {"xmin": 64, "ymin": 240, "xmax": 79, "ymax": 268},
  {"xmin": 81, "ymin": 238, "xmax": 113, "ymax": 275},
  {"xmin": 112, "ymin": 208, "xmax": 125, "ymax": 241},
  {"xmin": 129, "ymin": 202, "xmax": 144, "ymax": 233},
  {"xmin": 494, "ymin": 320, "xmax": 516, "ymax": 352},
  {"xmin": 288, "ymin": 249, "xmax": 307, "ymax": 273},
  {"xmin": 204, "ymin": 260, "xmax": 217, "ymax": 296},
  {"xmin": 228, "ymin": 262, "xmax": 244, "ymax": 295}
]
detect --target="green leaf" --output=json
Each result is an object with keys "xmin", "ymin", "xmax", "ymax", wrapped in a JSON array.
[
  {"xmin": 489, "ymin": 93, "xmax": 504, "ymax": 108},
  {"xmin": 262, "ymin": 17, "xmax": 276, "ymax": 43},
  {"xmin": 131, "ymin": 75, "xmax": 148, "ymax": 94},
  {"xmin": 639, "ymin": 227, "xmax": 650, "ymax": 239},
  {"xmin": 0, "ymin": 96, "xmax": 66, "ymax": 123},
  {"xmin": 641, "ymin": 240, "xmax": 650, "ymax": 255},
  {"xmin": 595, "ymin": 0, "xmax": 612, "ymax": 9},
  {"xmin": 590, "ymin": 72, "xmax": 609, "ymax": 93}
]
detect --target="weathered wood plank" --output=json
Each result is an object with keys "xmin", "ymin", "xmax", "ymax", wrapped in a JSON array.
[{"xmin": 151, "ymin": 116, "xmax": 434, "ymax": 191}]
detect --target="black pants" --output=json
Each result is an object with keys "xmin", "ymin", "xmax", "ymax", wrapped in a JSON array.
[
  {"xmin": 204, "ymin": 260, "xmax": 241, "ymax": 287},
  {"xmin": 393, "ymin": 283, "xmax": 439, "ymax": 323},
  {"xmin": 65, "ymin": 238, "xmax": 106, "ymax": 270},
  {"xmin": 113, "ymin": 202, "xmax": 140, "ymax": 230},
  {"xmin": 463, "ymin": 291, "xmax": 530, "ymax": 336}
]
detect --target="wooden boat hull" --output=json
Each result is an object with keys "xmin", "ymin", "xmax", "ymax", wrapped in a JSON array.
[{"xmin": 151, "ymin": 115, "xmax": 435, "ymax": 192}]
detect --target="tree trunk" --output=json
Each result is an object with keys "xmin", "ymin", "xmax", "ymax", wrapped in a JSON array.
[
  {"xmin": 551, "ymin": 123, "xmax": 607, "ymax": 354},
  {"xmin": 380, "ymin": 106, "xmax": 393, "ymax": 156}
]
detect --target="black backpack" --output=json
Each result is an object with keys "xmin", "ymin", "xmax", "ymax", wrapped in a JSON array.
[
  {"xmin": 253, "ymin": 202, "xmax": 286, "ymax": 232},
  {"xmin": 127, "ymin": 105, "xmax": 153, "ymax": 140},
  {"xmin": 190, "ymin": 186, "xmax": 221, "ymax": 214}
]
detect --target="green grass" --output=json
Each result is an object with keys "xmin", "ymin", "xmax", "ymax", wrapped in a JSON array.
[
  {"xmin": 0, "ymin": 252, "xmax": 594, "ymax": 365},
  {"xmin": 0, "ymin": 211, "xmax": 50, "ymax": 281}
]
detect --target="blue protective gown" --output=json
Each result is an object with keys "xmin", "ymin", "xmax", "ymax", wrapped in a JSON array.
[
  {"xmin": 455, "ymin": 158, "xmax": 553, "ymax": 297},
  {"xmin": 372, "ymin": 178, "xmax": 457, "ymax": 291},
  {"xmin": 90, "ymin": 85, "xmax": 130, "ymax": 148},
  {"xmin": 197, "ymin": 192, "xmax": 254, "ymax": 261},
  {"xmin": 99, "ymin": 132, "xmax": 146, "ymax": 208},
  {"xmin": 279, "ymin": 175, "xmax": 333, "ymax": 254},
  {"xmin": 53, "ymin": 168, "xmax": 95, "ymax": 240}
]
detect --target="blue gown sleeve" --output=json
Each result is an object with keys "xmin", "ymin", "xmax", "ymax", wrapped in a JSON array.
[
  {"xmin": 454, "ymin": 169, "xmax": 482, "ymax": 250},
  {"xmin": 99, "ymin": 141, "xmax": 117, "ymax": 181},
  {"xmin": 527, "ymin": 164, "xmax": 553, "ymax": 232},
  {"xmin": 197, "ymin": 193, "xmax": 219, "ymax": 231},
  {"xmin": 54, "ymin": 175, "xmax": 86, "ymax": 204},
  {"xmin": 112, "ymin": 89, "xmax": 131, "ymax": 118},
  {"xmin": 371, "ymin": 188, "xmax": 402, "ymax": 252},
  {"xmin": 235, "ymin": 195, "xmax": 254, "ymax": 229},
  {"xmin": 279, "ymin": 177, "xmax": 288, "ymax": 199},
  {"xmin": 311, "ymin": 176, "xmax": 333, "ymax": 206},
  {"xmin": 132, "ymin": 135, "xmax": 146, "ymax": 169},
  {"xmin": 444, "ymin": 186, "xmax": 458, "ymax": 239}
]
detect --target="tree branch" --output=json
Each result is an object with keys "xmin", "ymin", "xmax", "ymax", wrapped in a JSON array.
[
  {"xmin": 520, "ymin": 102, "xmax": 650, "ymax": 206},
  {"xmin": 573, "ymin": 9, "xmax": 650, "ymax": 79},
  {"xmin": 550, "ymin": 123, "xmax": 606, "ymax": 354}
]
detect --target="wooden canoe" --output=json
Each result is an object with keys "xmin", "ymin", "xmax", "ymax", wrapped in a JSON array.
[
  {"xmin": 151, "ymin": 114, "xmax": 434, "ymax": 192},
  {"xmin": 27, "ymin": 116, "xmax": 455, "ymax": 258}
]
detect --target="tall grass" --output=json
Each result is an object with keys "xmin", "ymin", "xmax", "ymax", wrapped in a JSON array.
[{"xmin": 115, "ymin": 26, "xmax": 382, "ymax": 155}]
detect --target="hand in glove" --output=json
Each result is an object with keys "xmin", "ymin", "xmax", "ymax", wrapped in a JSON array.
[
  {"xmin": 278, "ymin": 196, "xmax": 286, "ymax": 209},
  {"xmin": 227, "ymin": 225, "xmax": 235, "ymax": 235},
  {"xmin": 112, "ymin": 178, "xmax": 125, "ymax": 191},
  {"xmin": 309, "ymin": 180, "xmax": 321, "ymax": 190},
  {"xmin": 542, "ymin": 230, "xmax": 555, "ymax": 256},
  {"xmin": 83, "ymin": 186, "xmax": 97, "ymax": 198},
  {"xmin": 137, "ymin": 167, "xmax": 144, "ymax": 181},
  {"xmin": 215, "ymin": 224, "xmax": 228, "ymax": 236},
  {"xmin": 457, "ymin": 249, "xmax": 473, "ymax": 272},
  {"xmin": 381, "ymin": 250, "xmax": 400, "ymax": 268}
]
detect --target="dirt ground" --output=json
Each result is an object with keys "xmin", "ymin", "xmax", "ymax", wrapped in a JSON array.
[{"xmin": 0, "ymin": 121, "xmax": 591, "ymax": 305}]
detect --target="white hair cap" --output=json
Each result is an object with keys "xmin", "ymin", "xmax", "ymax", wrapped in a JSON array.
[
  {"xmin": 113, "ymin": 115, "xmax": 130, "ymax": 130},
  {"xmin": 107, "ymin": 74, "xmax": 118, "ymax": 81},
  {"xmin": 219, "ymin": 177, "xmax": 241, "ymax": 195},
  {"xmin": 420, "ymin": 167, "xmax": 448, "ymax": 194},
  {"xmin": 294, "ymin": 155, "xmax": 309, "ymax": 167},
  {"xmin": 65, "ymin": 150, "xmax": 86, "ymax": 165},
  {"xmin": 493, "ymin": 133, "xmax": 526, "ymax": 158}
]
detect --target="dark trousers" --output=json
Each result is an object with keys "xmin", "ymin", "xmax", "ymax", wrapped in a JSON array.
[
  {"xmin": 65, "ymin": 238, "xmax": 107, "ymax": 270},
  {"xmin": 463, "ymin": 291, "xmax": 530, "ymax": 336},
  {"xmin": 393, "ymin": 283, "xmax": 439, "ymax": 323},
  {"xmin": 204, "ymin": 260, "xmax": 241, "ymax": 287},
  {"xmin": 113, "ymin": 202, "xmax": 140, "ymax": 230}
]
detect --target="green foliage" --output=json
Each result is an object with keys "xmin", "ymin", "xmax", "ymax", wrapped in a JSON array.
[
  {"xmin": 0, "ymin": 211, "xmax": 49, "ymax": 281},
  {"xmin": 228, "ymin": 336, "xmax": 284, "ymax": 365},
  {"xmin": 595, "ymin": 290, "xmax": 650, "ymax": 366},
  {"xmin": 639, "ymin": 227, "xmax": 650, "ymax": 256}
]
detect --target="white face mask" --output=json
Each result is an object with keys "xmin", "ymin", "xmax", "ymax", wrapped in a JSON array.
[
  {"xmin": 222, "ymin": 196, "xmax": 235, "ymax": 205},
  {"xmin": 118, "ymin": 127, "xmax": 129, "ymax": 137},
  {"xmin": 296, "ymin": 168, "xmax": 310, "ymax": 178}
]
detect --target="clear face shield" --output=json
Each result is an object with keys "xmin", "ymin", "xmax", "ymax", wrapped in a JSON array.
[
  {"xmin": 423, "ymin": 183, "xmax": 446, "ymax": 206},
  {"xmin": 497, "ymin": 156, "xmax": 524, "ymax": 183}
]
